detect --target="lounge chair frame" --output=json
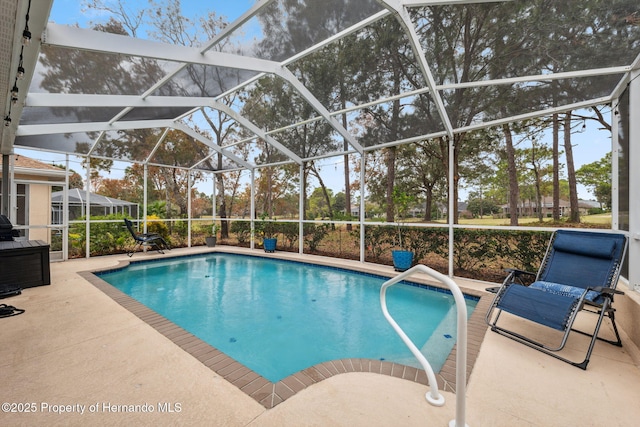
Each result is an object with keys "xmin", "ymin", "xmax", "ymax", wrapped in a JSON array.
[
  {"xmin": 486, "ymin": 230, "xmax": 627, "ymax": 370},
  {"xmin": 124, "ymin": 218, "xmax": 170, "ymax": 257}
]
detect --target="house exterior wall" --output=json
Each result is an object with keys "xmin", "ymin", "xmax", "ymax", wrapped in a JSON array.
[
  {"xmin": 1, "ymin": 156, "xmax": 66, "ymax": 245},
  {"xmin": 27, "ymin": 183, "xmax": 51, "ymax": 243}
]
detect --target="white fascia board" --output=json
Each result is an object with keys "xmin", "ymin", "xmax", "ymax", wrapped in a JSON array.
[
  {"xmin": 25, "ymin": 94, "xmax": 217, "ymax": 108},
  {"xmin": 171, "ymin": 122, "xmax": 254, "ymax": 170},
  {"xmin": 16, "ymin": 120, "xmax": 175, "ymax": 136},
  {"xmin": 11, "ymin": 168, "xmax": 67, "ymax": 179},
  {"xmin": 44, "ymin": 24, "xmax": 280, "ymax": 74}
]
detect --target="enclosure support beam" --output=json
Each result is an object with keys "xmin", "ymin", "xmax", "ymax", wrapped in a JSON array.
[
  {"xmin": 628, "ymin": 68, "xmax": 640, "ymax": 292},
  {"xmin": 212, "ymin": 172, "xmax": 217, "ymax": 236},
  {"xmin": 9, "ymin": 156, "xmax": 16, "ymax": 225},
  {"xmin": 250, "ymin": 169, "xmax": 255, "ymax": 250},
  {"xmin": 1, "ymin": 155, "xmax": 9, "ymax": 217},
  {"xmin": 85, "ymin": 158, "xmax": 91, "ymax": 259},
  {"xmin": 448, "ymin": 138, "xmax": 455, "ymax": 277},
  {"xmin": 611, "ymin": 102, "xmax": 620, "ymax": 232},
  {"xmin": 299, "ymin": 163, "xmax": 305, "ymax": 255},
  {"xmin": 187, "ymin": 172, "xmax": 192, "ymax": 248},
  {"xmin": 63, "ymin": 155, "xmax": 69, "ymax": 261},
  {"xmin": 360, "ymin": 155, "xmax": 366, "ymax": 263},
  {"xmin": 143, "ymin": 164, "xmax": 148, "ymax": 236}
]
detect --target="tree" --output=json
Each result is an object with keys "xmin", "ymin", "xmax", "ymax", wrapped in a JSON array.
[
  {"xmin": 327, "ymin": 15, "xmax": 425, "ymax": 222},
  {"xmin": 576, "ymin": 152, "xmax": 612, "ymax": 209},
  {"xmin": 333, "ymin": 192, "xmax": 347, "ymax": 215},
  {"xmin": 53, "ymin": 166, "xmax": 84, "ymax": 190},
  {"xmin": 521, "ymin": 142, "xmax": 554, "ymax": 222},
  {"xmin": 97, "ymin": 178, "xmax": 139, "ymax": 202},
  {"xmin": 397, "ymin": 141, "xmax": 447, "ymax": 222},
  {"xmin": 466, "ymin": 196, "xmax": 500, "ymax": 218},
  {"xmin": 240, "ymin": 73, "xmax": 337, "ymax": 220},
  {"xmin": 308, "ymin": 187, "xmax": 334, "ymax": 219},
  {"xmin": 552, "ymin": 112, "xmax": 561, "ymax": 221},
  {"xmin": 563, "ymin": 112, "xmax": 580, "ymax": 222},
  {"xmin": 145, "ymin": 0, "xmax": 248, "ymax": 236},
  {"xmin": 503, "ymin": 123, "xmax": 520, "ymax": 225},
  {"xmin": 412, "ymin": 3, "xmax": 539, "ymax": 223}
]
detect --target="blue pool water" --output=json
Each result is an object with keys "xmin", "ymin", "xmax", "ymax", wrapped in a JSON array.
[{"xmin": 98, "ymin": 253, "xmax": 477, "ymax": 382}]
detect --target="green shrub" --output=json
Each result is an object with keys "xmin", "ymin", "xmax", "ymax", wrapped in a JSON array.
[
  {"xmin": 303, "ymin": 223, "xmax": 331, "ymax": 252},
  {"xmin": 453, "ymin": 229, "xmax": 502, "ymax": 271},
  {"xmin": 279, "ymin": 222, "xmax": 300, "ymax": 249},
  {"xmin": 356, "ymin": 224, "xmax": 550, "ymax": 279},
  {"xmin": 145, "ymin": 215, "xmax": 170, "ymax": 240},
  {"xmin": 230, "ymin": 220, "xmax": 251, "ymax": 244},
  {"xmin": 69, "ymin": 214, "xmax": 130, "ymax": 256},
  {"xmin": 499, "ymin": 230, "xmax": 550, "ymax": 273}
]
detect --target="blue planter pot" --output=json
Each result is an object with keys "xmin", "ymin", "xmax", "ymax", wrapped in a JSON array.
[
  {"xmin": 263, "ymin": 238, "xmax": 277, "ymax": 253},
  {"xmin": 392, "ymin": 250, "xmax": 414, "ymax": 272}
]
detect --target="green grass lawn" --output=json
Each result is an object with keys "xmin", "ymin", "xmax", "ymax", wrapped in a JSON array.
[
  {"xmin": 405, "ymin": 213, "xmax": 612, "ymax": 227},
  {"xmin": 460, "ymin": 213, "xmax": 611, "ymax": 227}
]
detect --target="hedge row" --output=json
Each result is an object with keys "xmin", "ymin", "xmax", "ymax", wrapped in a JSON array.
[
  {"xmin": 67, "ymin": 216, "xmax": 552, "ymax": 282},
  {"xmin": 354, "ymin": 225, "xmax": 551, "ymax": 278},
  {"xmin": 229, "ymin": 221, "xmax": 331, "ymax": 251}
]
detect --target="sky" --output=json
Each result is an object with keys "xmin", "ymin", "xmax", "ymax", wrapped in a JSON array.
[
  {"xmin": 28, "ymin": 1, "xmax": 612, "ymax": 202},
  {"xmin": 49, "ymin": 0, "xmax": 257, "ymax": 27}
]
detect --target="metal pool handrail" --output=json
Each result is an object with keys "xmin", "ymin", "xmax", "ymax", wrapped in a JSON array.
[{"xmin": 380, "ymin": 264, "xmax": 469, "ymax": 427}]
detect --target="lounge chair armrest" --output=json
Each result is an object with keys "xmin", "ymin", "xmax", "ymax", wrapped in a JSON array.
[
  {"xmin": 504, "ymin": 268, "xmax": 536, "ymax": 283},
  {"xmin": 504, "ymin": 268, "xmax": 536, "ymax": 277},
  {"xmin": 589, "ymin": 286, "xmax": 624, "ymax": 296},
  {"xmin": 140, "ymin": 233, "xmax": 161, "ymax": 238}
]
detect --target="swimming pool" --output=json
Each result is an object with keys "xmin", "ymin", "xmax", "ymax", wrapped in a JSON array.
[{"xmin": 97, "ymin": 253, "xmax": 478, "ymax": 383}]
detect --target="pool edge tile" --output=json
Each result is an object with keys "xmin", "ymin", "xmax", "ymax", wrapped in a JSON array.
[{"xmin": 80, "ymin": 255, "xmax": 490, "ymax": 409}]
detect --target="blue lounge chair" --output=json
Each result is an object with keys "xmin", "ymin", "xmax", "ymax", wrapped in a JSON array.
[
  {"xmin": 124, "ymin": 219, "xmax": 170, "ymax": 257},
  {"xmin": 486, "ymin": 229, "xmax": 627, "ymax": 369}
]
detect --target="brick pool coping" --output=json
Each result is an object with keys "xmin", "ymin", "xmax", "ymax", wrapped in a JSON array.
[{"xmin": 80, "ymin": 254, "xmax": 491, "ymax": 409}]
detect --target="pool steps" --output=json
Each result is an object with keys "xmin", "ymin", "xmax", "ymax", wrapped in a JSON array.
[{"xmin": 380, "ymin": 264, "xmax": 469, "ymax": 427}]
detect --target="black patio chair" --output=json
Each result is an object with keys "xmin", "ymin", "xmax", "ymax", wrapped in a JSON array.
[
  {"xmin": 124, "ymin": 218, "xmax": 170, "ymax": 257},
  {"xmin": 486, "ymin": 229, "xmax": 628, "ymax": 369}
]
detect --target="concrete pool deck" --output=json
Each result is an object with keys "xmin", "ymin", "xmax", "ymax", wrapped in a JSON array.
[{"xmin": 1, "ymin": 246, "xmax": 640, "ymax": 426}]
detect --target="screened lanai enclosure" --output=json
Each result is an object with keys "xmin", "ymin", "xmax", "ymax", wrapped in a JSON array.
[
  {"xmin": 51, "ymin": 189, "xmax": 138, "ymax": 221},
  {"xmin": 1, "ymin": 0, "xmax": 639, "ymax": 288}
]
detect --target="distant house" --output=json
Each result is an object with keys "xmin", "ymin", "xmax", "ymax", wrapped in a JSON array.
[
  {"xmin": 0, "ymin": 155, "xmax": 67, "ymax": 242},
  {"xmin": 435, "ymin": 201, "xmax": 468, "ymax": 219},
  {"xmin": 351, "ymin": 201, "xmax": 466, "ymax": 220},
  {"xmin": 500, "ymin": 197, "xmax": 599, "ymax": 218}
]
